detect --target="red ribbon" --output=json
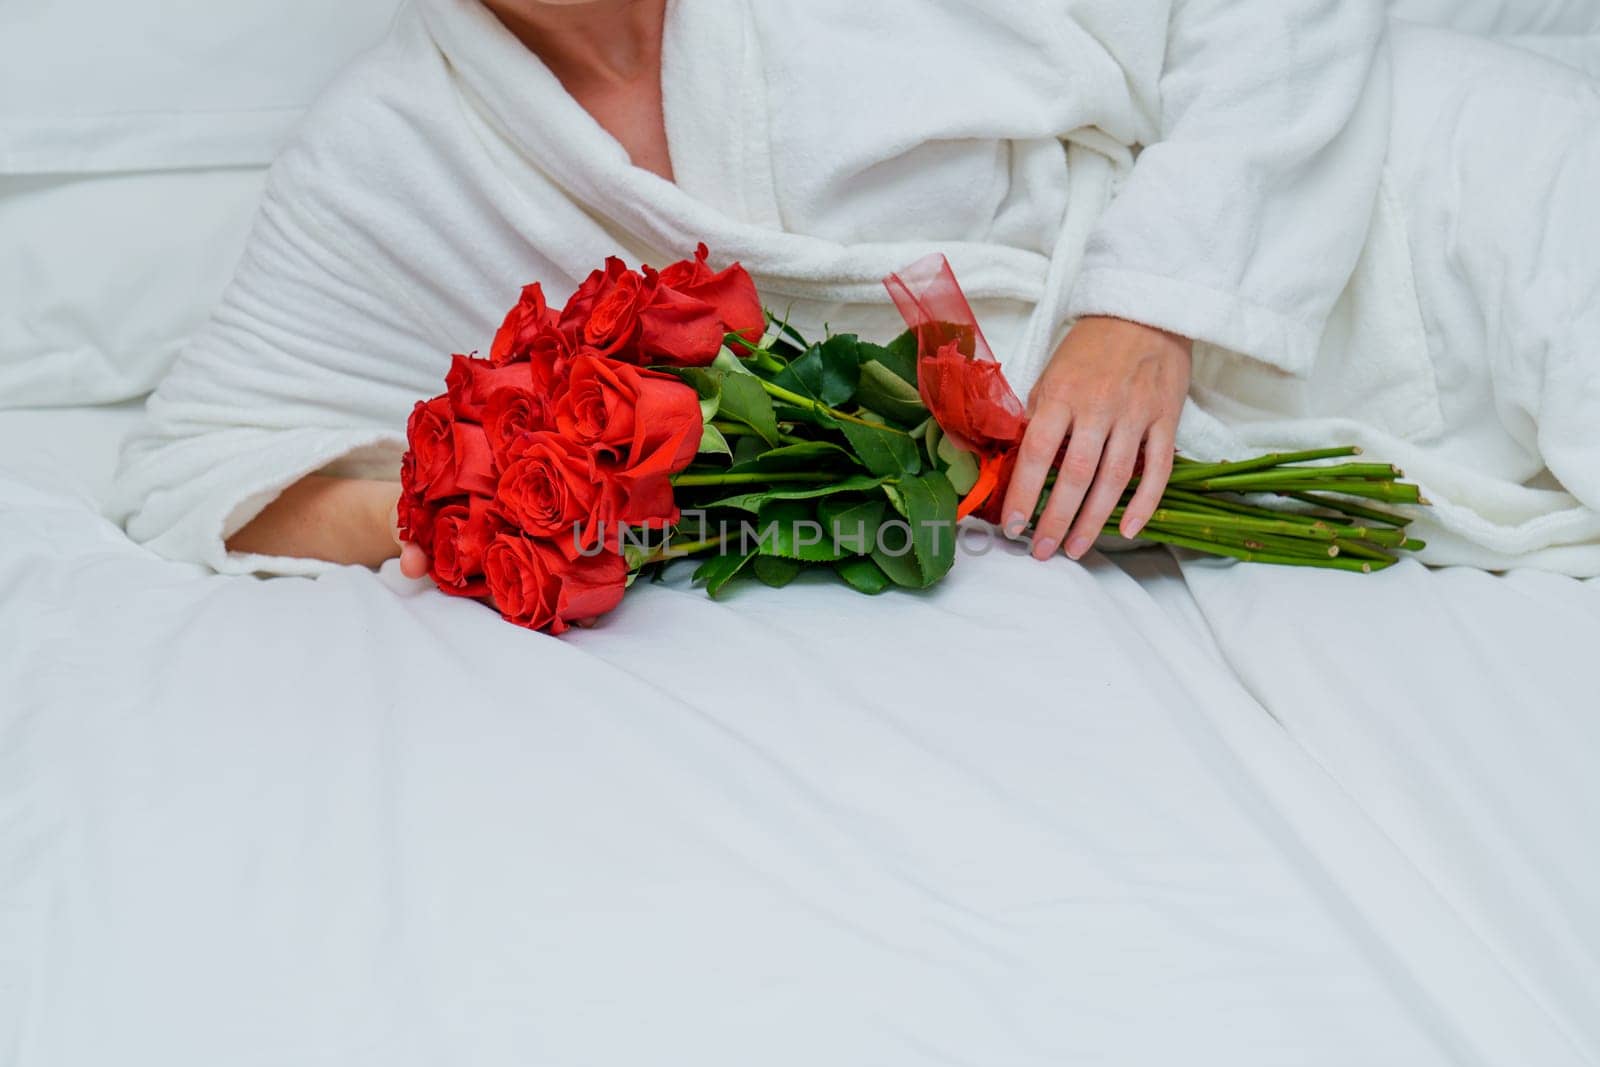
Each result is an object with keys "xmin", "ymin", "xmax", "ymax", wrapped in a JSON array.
[{"xmin": 883, "ymin": 255, "xmax": 1028, "ymax": 521}]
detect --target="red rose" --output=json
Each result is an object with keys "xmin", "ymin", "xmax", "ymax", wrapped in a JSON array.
[
  {"xmin": 655, "ymin": 243, "xmax": 765, "ymax": 352},
  {"xmin": 558, "ymin": 250, "xmax": 765, "ymax": 368},
  {"xmin": 445, "ymin": 353, "xmax": 536, "ymax": 424},
  {"xmin": 554, "ymin": 354, "xmax": 702, "ymax": 473},
  {"xmin": 483, "ymin": 386, "xmax": 549, "ymax": 467},
  {"xmin": 405, "ymin": 397, "xmax": 455, "ymax": 498},
  {"xmin": 583, "ymin": 271, "xmax": 649, "ymax": 359},
  {"xmin": 404, "ymin": 396, "xmax": 499, "ymax": 502},
  {"xmin": 482, "ymin": 534, "xmax": 628, "ymax": 634},
  {"xmin": 495, "ymin": 431, "xmax": 604, "ymax": 543},
  {"xmin": 558, "ymin": 259, "xmax": 647, "ymax": 360},
  {"xmin": 596, "ymin": 465, "xmax": 679, "ymax": 532},
  {"xmin": 554, "ymin": 355, "xmax": 701, "ymax": 532},
  {"xmin": 490, "ymin": 283, "xmax": 558, "ymax": 365},
  {"xmin": 558, "ymin": 259, "xmax": 620, "ymax": 331},
  {"xmin": 447, "ymin": 422, "xmax": 499, "ymax": 500},
  {"xmin": 634, "ymin": 278, "xmax": 728, "ymax": 368},
  {"xmin": 396, "ymin": 456, "xmax": 438, "ymax": 552},
  {"xmin": 430, "ymin": 495, "xmax": 504, "ymax": 598}
]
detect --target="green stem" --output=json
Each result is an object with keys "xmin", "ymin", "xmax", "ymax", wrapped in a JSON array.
[
  {"xmin": 1132, "ymin": 526, "xmax": 1388, "ymax": 573},
  {"xmin": 713, "ymin": 422, "xmax": 807, "ymax": 446},
  {"xmin": 1186, "ymin": 474, "xmax": 1423, "ymax": 503},
  {"xmin": 672, "ymin": 471, "xmax": 832, "ymax": 487},
  {"xmin": 1332, "ymin": 538, "xmax": 1398, "ymax": 564},
  {"xmin": 1163, "ymin": 447, "xmax": 1362, "ymax": 483},
  {"xmin": 1144, "ymin": 507, "xmax": 1341, "ymax": 543},
  {"xmin": 1161, "ymin": 491, "xmax": 1408, "ymax": 547},
  {"xmin": 1285, "ymin": 491, "xmax": 1414, "ymax": 528},
  {"xmin": 1171, "ymin": 460, "xmax": 1398, "ymax": 486},
  {"xmin": 663, "ymin": 535, "xmax": 726, "ymax": 556},
  {"xmin": 758, "ymin": 380, "xmax": 911, "ymax": 435},
  {"xmin": 1160, "ymin": 487, "xmax": 1335, "ymax": 525},
  {"xmin": 633, "ymin": 534, "xmax": 729, "ymax": 568},
  {"xmin": 1150, "ymin": 522, "xmax": 1341, "ymax": 559}
]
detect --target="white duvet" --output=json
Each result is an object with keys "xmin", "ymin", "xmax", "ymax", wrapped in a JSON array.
[{"xmin": 6, "ymin": 405, "xmax": 1600, "ymax": 1066}]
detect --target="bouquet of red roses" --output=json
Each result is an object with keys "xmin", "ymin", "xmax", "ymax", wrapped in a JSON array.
[{"xmin": 400, "ymin": 247, "xmax": 1428, "ymax": 633}]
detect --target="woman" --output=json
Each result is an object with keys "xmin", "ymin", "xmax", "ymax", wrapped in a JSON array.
[{"xmin": 113, "ymin": 0, "xmax": 1600, "ymax": 579}]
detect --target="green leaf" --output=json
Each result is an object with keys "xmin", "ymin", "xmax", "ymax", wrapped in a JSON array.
[
  {"xmin": 870, "ymin": 538, "xmax": 926, "ymax": 589},
  {"xmin": 817, "ymin": 496, "xmax": 888, "ymax": 556},
  {"xmin": 754, "ymin": 499, "xmax": 852, "ymax": 562},
  {"xmin": 868, "ymin": 473, "xmax": 958, "ymax": 589},
  {"xmin": 898, "ymin": 470, "xmax": 960, "ymax": 587},
  {"xmin": 704, "ymin": 473, "xmax": 891, "ymax": 513},
  {"xmin": 692, "ymin": 549, "xmax": 758, "ymax": 599},
  {"xmin": 835, "ymin": 556, "xmax": 892, "ymax": 596},
  {"xmin": 937, "ymin": 434, "xmax": 980, "ymax": 494},
  {"xmin": 859, "ymin": 330, "xmax": 919, "ymax": 387},
  {"xmin": 717, "ymin": 372, "xmax": 781, "ymax": 446},
  {"xmin": 698, "ymin": 423, "xmax": 732, "ymax": 457},
  {"xmin": 671, "ymin": 368, "xmax": 724, "ymax": 422},
  {"xmin": 882, "ymin": 481, "xmax": 907, "ymax": 518},
  {"xmin": 771, "ymin": 316, "xmax": 810, "ymax": 350},
  {"xmin": 712, "ymin": 348, "xmax": 757, "ymax": 375},
  {"xmin": 752, "ymin": 555, "xmax": 803, "ymax": 588},
  {"xmin": 726, "ymin": 441, "xmax": 854, "ymax": 475},
  {"xmin": 840, "ymin": 419, "xmax": 922, "ymax": 478},
  {"xmin": 732, "ymin": 434, "xmax": 764, "ymax": 465},
  {"xmin": 772, "ymin": 334, "xmax": 861, "ymax": 407},
  {"xmin": 855, "ymin": 360, "xmax": 928, "ymax": 425}
]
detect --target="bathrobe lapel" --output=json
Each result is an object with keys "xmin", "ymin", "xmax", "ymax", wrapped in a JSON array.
[{"xmin": 416, "ymin": 0, "xmax": 1055, "ymax": 312}]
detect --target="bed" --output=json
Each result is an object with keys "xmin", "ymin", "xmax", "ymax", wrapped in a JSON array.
[{"xmin": 3, "ymin": 3, "xmax": 1598, "ymax": 1065}]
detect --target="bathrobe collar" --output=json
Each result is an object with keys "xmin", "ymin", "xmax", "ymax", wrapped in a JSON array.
[{"xmin": 413, "ymin": 0, "xmax": 1051, "ymax": 303}]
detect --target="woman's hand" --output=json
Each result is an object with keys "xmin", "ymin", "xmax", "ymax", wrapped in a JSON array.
[
  {"xmin": 226, "ymin": 475, "xmax": 424, "ymax": 572},
  {"xmin": 999, "ymin": 316, "xmax": 1192, "ymax": 561}
]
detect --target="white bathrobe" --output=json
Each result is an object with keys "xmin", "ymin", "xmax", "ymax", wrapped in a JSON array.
[{"xmin": 113, "ymin": 0, "xmax": 1600, "ymax": 576}]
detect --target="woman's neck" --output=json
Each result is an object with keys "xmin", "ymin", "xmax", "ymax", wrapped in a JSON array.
[
  {"xmin": 482, "ymin": 0, "xmax": 675, "ymax": 180},
  {"xmin": 484, "ymin": 0, "xmax": 667, "ymax": 86}
]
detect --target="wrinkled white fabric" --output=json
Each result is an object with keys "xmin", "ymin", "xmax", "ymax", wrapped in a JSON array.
[
  {"xmin": 112, "ymin": 0, "xmax": 1600, "ymax": 576},
  {"xmin": 10, "ymin": 400, "xmax": 1600, "ymax": 1064},
  {"xmin": 11, "ymin": 440, "xmax": 1600, "ymax": 1066}
]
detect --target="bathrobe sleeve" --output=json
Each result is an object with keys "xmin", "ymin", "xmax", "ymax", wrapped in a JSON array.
[
  {"xmin": 109, "ymin": 128, "xmax": 441, "ymax": 578},
  {"xmin": 1066, "ymin": 0, "xmax": 1392, "ymax": 376}
]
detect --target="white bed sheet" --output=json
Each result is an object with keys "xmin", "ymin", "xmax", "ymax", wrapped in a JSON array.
[{"xmin": 3, "ymin": 405, "xmax": 1597, "ymax": 1066}]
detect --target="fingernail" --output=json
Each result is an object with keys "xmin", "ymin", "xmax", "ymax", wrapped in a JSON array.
[
  {"xmin": 1121, "ymin": 519, "xmax": 1142, "ymax": 539},
  {"xmin": 1066, "ymin": 536, "xmax": 1092, "ymax": 559},
  {"xmin": 1003, "ymin": 512, "xmax": 1027, "ymax": 540},
  {"xmin": 1032, "ymin": 537, "xmax": 1058, "ymax": 560}
]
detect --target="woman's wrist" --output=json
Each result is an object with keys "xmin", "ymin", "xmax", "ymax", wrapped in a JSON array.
[
  {"xmin": 361, "ymin": 479, "xmax": 404, "ymax": 557},
  {"xmin": 226, "ymin": 475, "xmax": 404, "ymax": 568}
]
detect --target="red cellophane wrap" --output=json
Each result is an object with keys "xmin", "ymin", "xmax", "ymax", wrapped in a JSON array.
[{"xmin": 883, "ymin": 254, "xmax": 1028, "ymax": 522}]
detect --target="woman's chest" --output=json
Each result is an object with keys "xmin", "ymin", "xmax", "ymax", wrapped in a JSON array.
[{"xmin": 568, "ymin": 74, "xmax": 674, "ymax": 182}]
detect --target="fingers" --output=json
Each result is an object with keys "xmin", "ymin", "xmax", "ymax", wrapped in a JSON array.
[
  {"xmin": 999, "ymin": 400, "xmax": 1071, "ymax": 539},
  {"xmin": 1031, "ymin": 421, "xmax": 1108, "ymax": 560},
  {"xmin": 1064, "ymin": 424, "xmax": 1144, "ymax": 559},
  {"xmin": 1120, "ymin": 422, "xmax": 1176, "ymax": 539},
  {"xmin": 399, "ymin": 541, "xmax": 430, "ymax": 580}
]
